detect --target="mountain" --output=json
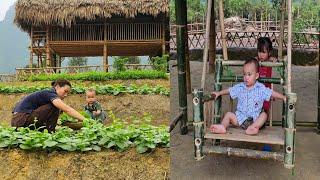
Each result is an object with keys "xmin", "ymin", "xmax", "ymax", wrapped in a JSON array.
[{"xmin": 0, "ymin": 5, "xmax": 29, "ymax": 73}]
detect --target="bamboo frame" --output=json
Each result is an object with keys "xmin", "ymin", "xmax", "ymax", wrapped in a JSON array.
[
  {"xmin": 218, "ymin": 0, "xmax": 228, "ymax": 60},
  {"xmin": 176, "ymin": 0, "xmax": 188, "ymax": 135},
  {"xmin": 284, "ymin": 93, "xmax": 297, "ymax": 168},
  {"xmin": 203, "ymin": 146, "xmax": 284, "ymax": 161},
  {"xmin": 200, "ymin": 0, "xmax": 213, "ymax": 89},
  {"xmin": 193, "ymin": 89, "xmax": 204, "ymax": 160}
]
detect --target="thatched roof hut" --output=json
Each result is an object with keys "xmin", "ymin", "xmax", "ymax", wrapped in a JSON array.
[
  {"xmin": 15, "ymin": 0, "xmax": 169, "ymax": 32},
  {"xmin": 14, "ymin": 0, "xmax": 170, "ymax": 70}
]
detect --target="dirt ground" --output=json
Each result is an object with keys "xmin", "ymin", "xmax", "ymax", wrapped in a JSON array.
[
  {"xmin": 170, "ymin": 61, "xmax": 320, "ymax": 180},
  {"xmin": 0, "ymin": 79, "xmax": 170, "ymax": 179},
  {"xmin": 0, "ymin": 148, "xmax": 169, "ymax": 180}
]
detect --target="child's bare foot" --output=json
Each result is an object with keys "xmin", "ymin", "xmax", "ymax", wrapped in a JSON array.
[
  {"xmin": 245, "ymin": 126, "xmax": 259, "ymax": 135},
  {"xmin": 210, "ymin": 124, "xmax": 227, "ymax": 134}
]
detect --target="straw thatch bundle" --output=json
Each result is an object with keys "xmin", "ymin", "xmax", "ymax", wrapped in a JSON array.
[{"xmin": 14, "ymin": 0, "xmax": 169, "ymax": 32}]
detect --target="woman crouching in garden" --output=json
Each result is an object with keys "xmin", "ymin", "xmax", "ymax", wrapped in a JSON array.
[{"xmin": 11, "ymin": 79, "xmax": 85, "ymax": 132}]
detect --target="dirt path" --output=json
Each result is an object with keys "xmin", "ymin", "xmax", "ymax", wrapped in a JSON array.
[{"xmin": 170, "ymin": 61, "xmax": 320, "ymax": 179}]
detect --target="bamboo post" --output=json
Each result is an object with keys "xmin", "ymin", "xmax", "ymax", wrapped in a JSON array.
[
  {"xmin": 218, "ymin": 0, "xmax": 228, "ymax": 60},
  {"xmin": 278, "ymin": 0, "xmax": 286, "ymax": 59},
  {"xmin": 175, "ymin": 0, "xmax": 188, "ymax": 135},
  {"xmin": 213, "ymin": 55, "xmax": 222, "ymax": 125},
  {"xmin": 208, "ymin": 1, "xmax": 216, "ymax": 73},
  {"xmin": 46, "ymin": 26, "xmax": 51, "ymax": 67},
  {"xmin": 29, "ymin": 26, "xmax": 33, "ymax": 68},
  {"xmin": 193, "ymin": 89, "xmax": 204, "ymax": 160},
  {"xmin": 287, "ymin": 0, "xmax": 292, "ymax": 94},
  {"xmin": 103, "ymin": 20, "xmax": 108, "ymax": 72},
  {"xmin": 318, "ymin": 34, "xmax": 320, "ymax": 133},
  {"xmin": 284, "ymin": 92, "xmax": 297, "ymax": 169},
  {"xmin": 184, "ymin": 12, "xmax": 191, "ymax": 94},
  {"xmin": 201, "ymin": 0, "xmax": 213, "ymax": 89},
  {"xmin": 282, "ymin": 60, "xmax": 287, "ymax": 127}
]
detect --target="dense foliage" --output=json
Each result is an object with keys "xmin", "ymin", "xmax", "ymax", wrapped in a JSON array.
[
  {"xmin": 149, "ymin": 55, "xmax": 169, "ymax": 72},
  {"xmin": 170, "ymin": 0, "xmax": 319, "ymax": 31},
  {"xmin": 20, "ymin": 70, "xmax": 168, "ymax": 81},
  {"xmin": 0, "ymin": 113, "xmax": 169, "ymax": 154},
  {"xmin": 0, "ymin": 84, "xmax": 170, "ymax": 96}
]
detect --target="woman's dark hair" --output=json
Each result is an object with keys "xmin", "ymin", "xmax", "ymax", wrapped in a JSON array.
[
  {"xmin": 51, "ymin": 79, "xmax": 72, "ymax": 88},
  {"xmin": 244, "ymin": 57, "xmax": 259, "ymax": 73},
  {"xmin": 257, "ymin": 37, "xmax": 273, "ymax": 53}
]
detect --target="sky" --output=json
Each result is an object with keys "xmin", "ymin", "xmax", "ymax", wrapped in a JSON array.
[{"xmin": 0, "ymin": 0, "xmax": 16, "ymax": 21}]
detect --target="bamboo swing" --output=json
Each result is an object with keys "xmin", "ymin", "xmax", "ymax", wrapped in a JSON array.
[{"xmin": 192, "ymin": 0, "xmax": 297, "ymax": 169}]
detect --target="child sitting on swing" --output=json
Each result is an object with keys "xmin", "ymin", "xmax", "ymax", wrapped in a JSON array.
[{"xmin": 210, "ymin": 58, "xmax": 286, "ymax": 135}]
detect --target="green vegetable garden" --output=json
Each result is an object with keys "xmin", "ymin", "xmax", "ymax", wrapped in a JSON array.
[{"xmin": 0, "ymin": 68, "xmax": 170, "ymax": 179}]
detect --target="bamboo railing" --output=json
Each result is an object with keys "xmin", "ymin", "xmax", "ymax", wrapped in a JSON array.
[{"xmin": 49, "ymin": 23, "xmax": 163, "ymax": 42}]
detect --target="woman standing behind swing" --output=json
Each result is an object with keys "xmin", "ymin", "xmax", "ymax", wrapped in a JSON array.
[{"xmin": 11, "ymin": 79, "xmax": 85, "ymax": 132}]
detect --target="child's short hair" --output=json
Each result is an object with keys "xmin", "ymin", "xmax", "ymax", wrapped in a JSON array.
[
  {"xmin": 244, "ymin": 58, "xmax": 259, "ymax": 73},
  {"xmin": 257, "ymin": 37, "xmax": 273, "ymax": 53},
  {"xmin": 86, "ymin": 88, "xmax": 96, "ymax": 94}
]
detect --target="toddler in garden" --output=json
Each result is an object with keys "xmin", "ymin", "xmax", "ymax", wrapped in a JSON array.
[
  {"xmin": 210, "ymin": 58, "xmax": 286, "ymax": 135},
  {"xmin": 84, "ymin": 88, "xmax": 107, "ymax": 123}
]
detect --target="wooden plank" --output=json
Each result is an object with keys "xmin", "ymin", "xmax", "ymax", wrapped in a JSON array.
[{"xmin": 204, "ymin": 126, "xmax": 284, "ymax": 145}]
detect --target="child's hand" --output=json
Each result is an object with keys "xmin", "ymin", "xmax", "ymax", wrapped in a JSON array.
[
  {"xmin": 211, "ymin": 91, "xmax": 220, "ymax": 100},
  {"xmin": 93, "ymin": 110, "xmax": 101, "ymax": 116}
]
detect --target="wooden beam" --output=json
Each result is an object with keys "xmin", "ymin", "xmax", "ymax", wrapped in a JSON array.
[{"xmin": 208, "ymin": 1, "xmax": 216, "ymax": 73}]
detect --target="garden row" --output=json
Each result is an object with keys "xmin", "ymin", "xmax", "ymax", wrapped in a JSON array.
[
  {"xmin": 0, "ymin": 114, "xmax": 169, "ymax": 154},
  {"xmin": 0, "ymin": 84, "xmax": 170, "ymax": 96}
]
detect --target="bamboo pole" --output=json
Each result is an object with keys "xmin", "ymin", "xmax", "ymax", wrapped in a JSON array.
[
  {"xmin": 221, "ymin": 61, "xmax": 284, "ymax": 67},
  {"xmin": 213, "ymin": 55, "xmax": 222, "ymax": 125},
  {"xmin": 29, "ymin": 26, "xmax": 33, "ymax": 68},
  {"xmin": 284, "ymin": 92, "xmax": 297, "ymax": 169},
  {"xmin": 193, "ymin": 89, "xmax": 204, "ymax": 160},
  {"xmin": 103, "ymin": 21, "xmax": 108, "ymax": 72},
  {"xmin": 287, "ymin": 0, "xmax": 292, "ymax": 94},
  {"xmin": 208, "ymin": 1, "xmax": 216, "ymax": 73},
  {"xmin": 46, "ymin": 26, "xmax": 51, "ymax": 67},
  {"xmin": 220, "ymin": 76, "xmax": 283, "ymax": 85},
  {"xmin": 184, "ymin": 13, "xmax": 191, "ymax": 94},
  {"xmin": 201, "ymin": 0, "xmax": 213, "ymax": 89},
  {"xmin": 278, "ymin": 0, "xmax": 286, "ymax": 59},
  {"xmin": 218, "ymin": 0, "xmax": 228, "ymax": 60},
  {"xmin": 318, "ymin": 34, "xmax": 320, "ymax": 133},
  {"xmin": 203, "ymin": 146, "xmax": 284, "ymax": 161},
  {"xmin": 175, "ymin": 0, "xmax": 188, "ymax": 135}
]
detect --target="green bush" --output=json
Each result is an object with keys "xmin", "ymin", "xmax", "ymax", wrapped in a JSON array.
[
  {"xmin": 113, "ymin": 57, "xmax": 129, "ymax": 72},
  {"xmin": 149, "ymin": 55, "xmax": 169, "ymax": 72}
]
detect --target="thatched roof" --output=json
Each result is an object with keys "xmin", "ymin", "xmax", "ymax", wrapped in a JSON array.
[{"xmin": 14, "ymin": 0, "xmax": 169, "ymax": 32}]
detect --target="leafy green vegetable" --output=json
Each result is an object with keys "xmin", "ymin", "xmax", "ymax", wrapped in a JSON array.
[{"xmin": 0, "ymin": 112, "xmax": 169, "ymax": 154}]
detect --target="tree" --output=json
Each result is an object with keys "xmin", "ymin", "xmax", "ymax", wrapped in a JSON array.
[{"xmin": 67, "ymin": 57, "xmax": 88, "ymax": 66}]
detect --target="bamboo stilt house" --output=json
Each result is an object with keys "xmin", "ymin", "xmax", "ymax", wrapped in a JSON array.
[{"xmin": 14, "ymin": 0, "xmax": 169, "ymax": 70}]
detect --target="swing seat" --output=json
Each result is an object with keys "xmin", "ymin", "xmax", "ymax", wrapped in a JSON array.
[{"xmin": 204, "ymin": 126, "xmax": 284, "ymax": 145}]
